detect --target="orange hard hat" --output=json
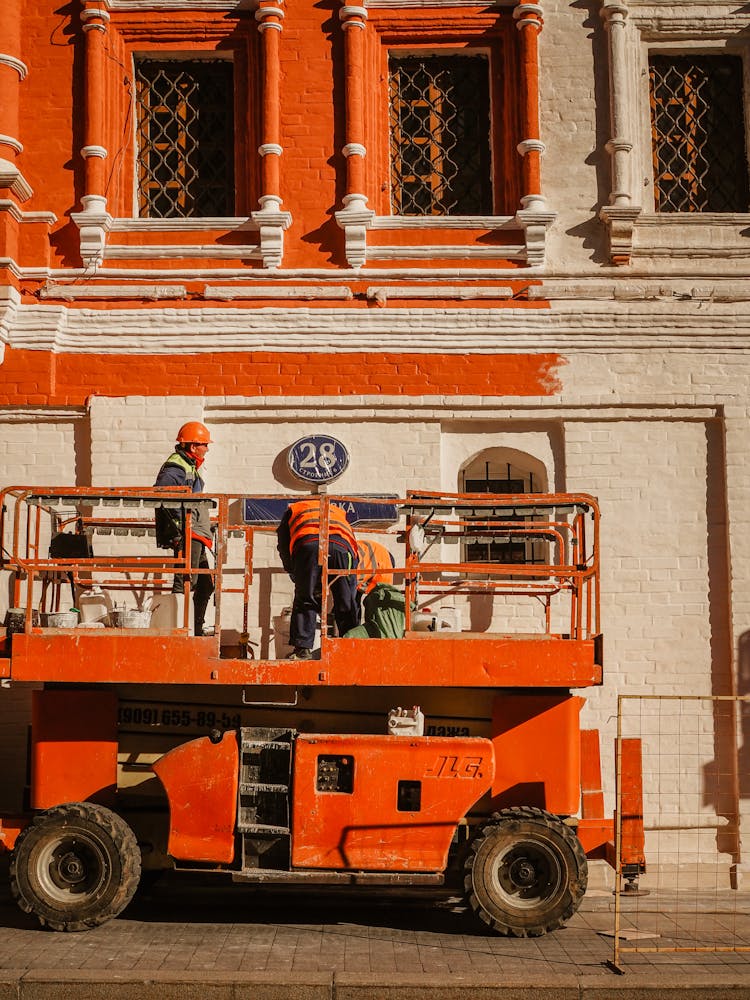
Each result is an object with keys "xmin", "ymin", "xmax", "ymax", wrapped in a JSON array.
[{"xmin": 176, "ymin": 421, "xmax": 212, "ymax": 445}]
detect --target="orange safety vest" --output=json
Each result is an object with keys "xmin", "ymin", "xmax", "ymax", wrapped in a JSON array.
[
  {"xmin": 288, "ymin": 499, "xmax": 358, "ymax": 557},
  {"xmin": 358, "ymin": 539, "xmax": 395, "ymax": 593}
]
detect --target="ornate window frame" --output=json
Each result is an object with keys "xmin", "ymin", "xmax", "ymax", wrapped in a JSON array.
[
  {"xmin": 335, "ymin": 0, "xmax": 556, "ymax": 270},
  {"xmin": 73, "ymin": 0, "xmax": 291, "ymax": 271},
  {"xmin": 598, "ymin": 0, "xmax": 750, "ymax": 266}
]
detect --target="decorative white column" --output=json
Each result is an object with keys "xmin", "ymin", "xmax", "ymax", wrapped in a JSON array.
[
  {"xmin": 0, "ymin": 0, "xmax": 32, "ymax": 205},
  {"xmin": 334, "ymin": 3, "xmax": 374, "ymax": 268},
  {"xmin": 512, "ymin": 2, "xmax": 555, "ymax": 267},
  {"xmin": 70, "ymin": 2, "xmax": 112, "ymax": 269},
  {"xmin": 251, "ymin": 0, "xmax": 292, "ymax": 268},
  {"xmin": 599, "ymin": 0, "xmax": 641, "ymax": 265}
]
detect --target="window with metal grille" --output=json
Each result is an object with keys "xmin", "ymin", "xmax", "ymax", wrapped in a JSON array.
[
  {"xmin": 649, "ymin": 54, "xmax": 749, "ymax": 213},
  {"xmin": 135, "ymin": 58, "xmax": 235, "ymax": 218},
  {"xmin": 388, "ymin": 54, "xmax": 492, "ymax": 216},
  {"xmin": 463, "ymin": 460, "xmax": 546, "ymax": 566}
]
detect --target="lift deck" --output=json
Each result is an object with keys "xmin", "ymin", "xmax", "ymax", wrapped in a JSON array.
[{"xmin": 0, "ymin": 486, "xmax": 602, "ymax": 688}]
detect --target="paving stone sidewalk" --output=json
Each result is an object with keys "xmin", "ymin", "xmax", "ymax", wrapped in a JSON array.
[{"xmin": 1, "ymin": 869, "xmax": 750, "ymax": 998}]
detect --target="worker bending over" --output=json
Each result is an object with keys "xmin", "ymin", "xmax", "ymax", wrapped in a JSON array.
[
  {"xmin": 277, "ymin": 498, "xmax": 360, "ymax": 659},
  {"xmin": 357, "ymin": 538, "xmax": 395, "ymax": 601},
  {"xmin": 154, "ymin": 421, "xmax": 214, "ymax": 637}
]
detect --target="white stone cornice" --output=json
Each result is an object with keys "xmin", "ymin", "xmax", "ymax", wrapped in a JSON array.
[
  {"xmin": 0, "ymin": 55, "xmax": 28, "ymax": 80},
  {"xmin": 9, "ymin": 301, "xmax": 750, "ymax": 354}
]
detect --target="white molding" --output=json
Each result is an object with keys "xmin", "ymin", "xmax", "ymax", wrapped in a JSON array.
[
  {"xmin": 366, "ymin": 285, "xmax": 514, "ymax": 301},
  {"xmin": 103, "ymin": 244, "xmax": 261, "ymax": 259},
  {"xmin": 366, "ymin": 245, "xmax": 526, "ymax": 260},
  {"xmin": 80, "ymin": 8, "xmax": 111, "ymax": 22},
  {"xmin": 81, "ymin": 146, "xmax": 108, "ymax": 159},
  {"xmin": 0, "ymin": 135, "xmax": 23, "ymax": 155},
  {"xmin": 71, "ymin": 195, "xmax": 113, "ymax": 270},
  {"xmin": 371, "ymin": 215, "xmax": 515, "ymax": 230},
  {"xmin": 335, "ymin": 194, "xmax": 375, "ymax": 268},
  {"xmin": 0, "ymin": 407, "xmax": 87, "ymax": 421},
  {"xmin": 105, "ymin": 0, "xmax": 256, "ymax": 9},
  {"xmin": 251, "ymin": 197, "xmax": 292, "ymax": 268},
  {"xmin": 40, "ymin": 283, "xmax": 188, "ymax": 301},
  {"xmin": 0, "ymin": 201, "xmax": 56, "ymax": 225},
  {"xmin": 637, "ymin": 213, "xmax": 750, "ymax": 227},
  {"xmin": 366, "ymin": 0, "xmax": 515, "ymax": 6},
  {"xmin": 527, "ymin": 281, "xmax": 750, "ymax": 303},
  {"xmin": 205, "ymin": 285, "xmax": 353, "ymax": 300},
  {"xmin": 0, "ymin": 159, "xmax": 32, "ymax": 202},
  {"xmin": 0, "ymin": 55, "xmax": 28, "ymax": 80},
  {"xmin": 9, "ymin": 301, "xmax": 750, "ymax": 354},
  {"xmin": 206, "ymin": 399, "xmax": 721, "ymax": 420},
  {"xmin": 111, "ymin": 217, "xmax": 256, "ymax": 232}
]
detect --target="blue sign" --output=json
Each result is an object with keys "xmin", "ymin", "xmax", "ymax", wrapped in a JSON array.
[
  {"xmin": 242, "ymin": 497, "xmax": 398, "ymax": 526},
  {"xmin": 287, "ymin": 435, "xmax": 349, "ymax": 484}
]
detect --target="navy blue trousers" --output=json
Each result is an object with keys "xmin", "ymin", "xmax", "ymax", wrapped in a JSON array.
[{"xmin": 290, "ymin": 541, "xmax": 360, "ymax": 649}]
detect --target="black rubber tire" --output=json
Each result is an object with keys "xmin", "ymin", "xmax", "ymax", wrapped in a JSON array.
[
  {"xmin": 464, "ymin": 806, "xmax": 587, "ymax": 937},
  {"xmin": 9, "ymin": 802, "xmax": 141, "ymax": 932}
]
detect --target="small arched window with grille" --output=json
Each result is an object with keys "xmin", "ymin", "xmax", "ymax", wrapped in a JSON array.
[{"xmin": 460, "ymin": 450, "xmax": 549, "ymax": 566}]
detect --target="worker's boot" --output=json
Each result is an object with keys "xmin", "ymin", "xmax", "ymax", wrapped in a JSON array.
[{"xmin": 289, "ymin": 647, "xmax": 313, "ymax": 660}]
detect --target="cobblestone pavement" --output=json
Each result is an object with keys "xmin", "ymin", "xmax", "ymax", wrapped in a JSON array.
[{"xmin": 2, "ymin": 869, "xmax": 750, "ymax": 997}]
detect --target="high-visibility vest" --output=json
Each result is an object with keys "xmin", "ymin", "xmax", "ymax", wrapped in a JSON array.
[
  {"xmin": 288, "ymin": 499, "xmax": 357, "ymax": 556},
  {"xmin": 358, "ymin": 540, "xmax": 395, "ymax": 593}
]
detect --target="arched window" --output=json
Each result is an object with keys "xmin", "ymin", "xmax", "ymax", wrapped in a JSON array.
[{"xmin": 459, "ymin": 448, "xmax": 549, "ymax": 565}]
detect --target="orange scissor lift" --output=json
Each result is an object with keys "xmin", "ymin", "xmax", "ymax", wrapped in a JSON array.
[{"xmin": 0, "ymin": 486, "xmax": 644, "ymax": 934}]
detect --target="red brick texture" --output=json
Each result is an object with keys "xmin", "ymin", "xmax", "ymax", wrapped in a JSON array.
[{"xmin": 0, "ymin": 349, "xmax": 563, "ymax": 405}]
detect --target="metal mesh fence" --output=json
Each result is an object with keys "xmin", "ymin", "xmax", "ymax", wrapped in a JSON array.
[
  {"xmin": 612, "ymin": 694, "xmax": 750, "ymax": 970},
  {"xmin": 649, "ymin": 54, "xmax": 749, "ymax": 213},
  {"xmin": 135, "ymin": 59, "xmax": 235, "ymax": 219},
  {"xmin": 388, "ymin": 54, "xmax": 492, "ymax": 216}
]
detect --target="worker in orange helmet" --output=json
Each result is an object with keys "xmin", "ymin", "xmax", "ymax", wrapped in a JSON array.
[
  {"xmin": 154, "ymin": 421, "xmax": 214, "ymax": 637},
  {"xmin": 277, "ymin": 497, "xmax": 360, "ymax": 659}
]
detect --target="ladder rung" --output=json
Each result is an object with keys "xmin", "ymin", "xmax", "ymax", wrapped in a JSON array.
[{"xmin": 238, "ymin": 823, "xmax": 290, "ymax": 835}]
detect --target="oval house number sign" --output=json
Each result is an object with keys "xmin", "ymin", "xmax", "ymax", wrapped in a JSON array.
[{"xmin": 287, "ymin": 435, "xmax": 350, "ymax": 484}]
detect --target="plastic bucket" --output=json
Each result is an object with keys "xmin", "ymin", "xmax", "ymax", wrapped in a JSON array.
[
  {"xmin": 111, "ymin": 609, "xmax": 152, "ymax": 629},
  {"xmin": 41, "ymin": 611, "xmax": 79, "ymax": 628}
]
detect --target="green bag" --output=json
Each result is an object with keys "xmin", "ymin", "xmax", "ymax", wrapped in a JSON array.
[{"xmin": 345, "ymin": 583, "xmax": 405, "ymax": 639}]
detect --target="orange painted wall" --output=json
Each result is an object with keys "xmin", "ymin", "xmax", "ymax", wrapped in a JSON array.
[
  {"xmin": 0, "ymin": 348, "xmax": 563, "ymax": 405},
  {"xmin": 9, "ymin": 1, "xmax": 527, "ymax": 273}
]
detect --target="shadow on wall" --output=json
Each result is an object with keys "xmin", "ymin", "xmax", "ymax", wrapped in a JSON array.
[{"xmin": 736, "ymin": 631, "xmax": 750, "ymax": 800}]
